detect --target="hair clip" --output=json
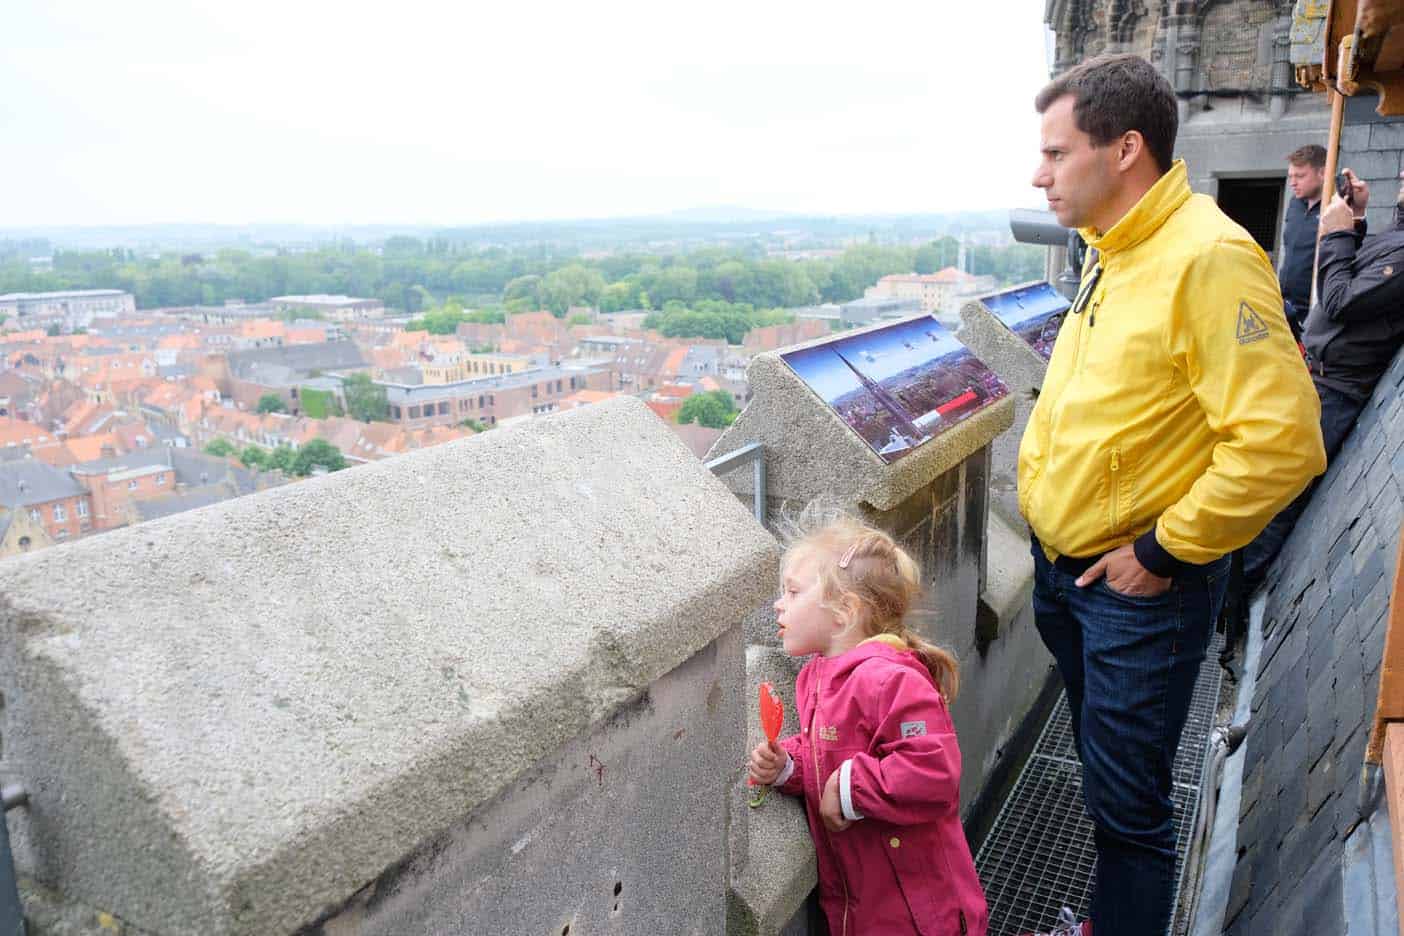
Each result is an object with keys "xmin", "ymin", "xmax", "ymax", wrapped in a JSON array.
[{"xmin": 838, "ymin": 542, "xmax": 859, "ymax": 569}]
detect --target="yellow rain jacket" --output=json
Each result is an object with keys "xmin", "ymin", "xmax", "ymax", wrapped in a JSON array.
[{"xmin": 1018, "ymin": 161, "xmax": 1327, "ymax": 574}]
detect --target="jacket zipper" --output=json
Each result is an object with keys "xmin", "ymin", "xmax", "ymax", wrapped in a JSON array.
[
  {"xmin": 811, "ymin": 668, "xmax": 850, "ymax": 936},
  {"xmin": 1109, "ymin": 447, "xmax": 1121, "ymax": 530}
]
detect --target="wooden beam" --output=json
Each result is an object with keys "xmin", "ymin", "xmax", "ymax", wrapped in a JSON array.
[
  {"xmin": 1367, "ymin": 527, "xmax": 1404, "ymax": 763},
  {"xmin": 1312, "ymin": 87, "xmax": 1348, "ymax": 309},
  {"xmin": 1381, "ymin": 724, "xmax": 1404, "ymax": 934}
]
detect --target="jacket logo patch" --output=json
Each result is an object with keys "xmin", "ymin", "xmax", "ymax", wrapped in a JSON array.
[
  {"xmin": 817, "ymin": 725, "xmax": 839, "ymax": 742},
  {"xmin": 1236, "ymin": 301, "xmax": 1270, "ymax": 345},
  {"xmin": 901, "ymin": 720, "xmax": 927, "ymax": 737}
]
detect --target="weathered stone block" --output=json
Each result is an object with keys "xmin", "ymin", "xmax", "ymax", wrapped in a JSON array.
[
  {"xmin": 728, "ymin": 646, "xmax": 817, "ymax": 936},
  {"xmin": 1340, "ymin": 149, "xmax": 1401, "ymax": 181},
  {"xmin": 0, "ymin": 397, "xmax": 779, "ymax": 935},
  {"xmin": 1341, "ymin": 124, "xmax": 1372, "ymax": 150},
  {"xmin": 1369, "ymin": 122, "xmax": 1404, "ymax": 151},
  {"xmin": 319, "ymin": 625, "xmax": 748, "ymax": 936}
]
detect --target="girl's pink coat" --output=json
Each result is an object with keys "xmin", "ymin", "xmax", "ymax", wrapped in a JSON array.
[{"xmin": 776, "ymin": 641, "xmax": 989, "ymax": 936}]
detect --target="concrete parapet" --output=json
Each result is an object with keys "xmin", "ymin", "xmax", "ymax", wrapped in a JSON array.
[
  {"xmin": 728, "ymin": 646, "xmax": 815, "ymax": 936},
  {"xmin": 0, "ymin": 396, "xmax": 779, "ymax": 935}
]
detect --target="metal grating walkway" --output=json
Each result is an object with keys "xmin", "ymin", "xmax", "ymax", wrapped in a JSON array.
[{"xmin": 974, "ymin": 632, "xmax": 1224, "ymax": 935}]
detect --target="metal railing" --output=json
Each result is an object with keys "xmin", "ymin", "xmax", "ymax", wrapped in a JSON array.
[
  {"xmin": 704, "ymin": 442, "xmax": 766, "ymax": 527},
  {"xmin": 1, "ymin": 784, "xmax": 27, "ymax": 936}
]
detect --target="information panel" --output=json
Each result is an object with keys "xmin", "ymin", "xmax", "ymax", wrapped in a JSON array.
[
  {"xmin": 781, "ymin": 315, "xmax": 1008, "ymax": 464},
  {"xmin": 980, "ymin": 281, "xmax": 1070, "ymax": 361}
]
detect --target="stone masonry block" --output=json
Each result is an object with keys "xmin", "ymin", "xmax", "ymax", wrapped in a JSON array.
[
  {"xmin": 1369, "ymin": 122, "xmax": 1404, "ymax": 151},
  {"xmin": 1340, "ymin": 149, "xmax": 1401, "ymax": 181},
  {"xmin": 1341, "ymin": 124, "xmax": 1371, "ymax": 150},
  {"xmin": 0, "ymin": 397, "xmax": 780, "ymax": 935}
]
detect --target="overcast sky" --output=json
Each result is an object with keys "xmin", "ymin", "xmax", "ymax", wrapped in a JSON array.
[{"xmin": 3, "ymin": 2, "xmax": 1054, "ymax": 226}]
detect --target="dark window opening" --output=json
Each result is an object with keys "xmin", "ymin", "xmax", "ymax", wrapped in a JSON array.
[{"xmin": 1217, "ymin": 177, "xmax": 1286, "ymax": 258}]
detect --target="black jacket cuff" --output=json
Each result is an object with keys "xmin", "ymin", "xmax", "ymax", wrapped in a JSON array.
[{"xmin": 1134, "ymin": 528, "xmax": 1189, "ymax": 578}]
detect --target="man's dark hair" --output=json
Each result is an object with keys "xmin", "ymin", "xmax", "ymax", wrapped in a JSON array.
[
  {"xmin": 1035, "ymin": 54, "xmax": 1179, "ymax": 174},
  {"xmin": 1287, "ymin": 144, "xmax": 1327, "ymax": 169}
]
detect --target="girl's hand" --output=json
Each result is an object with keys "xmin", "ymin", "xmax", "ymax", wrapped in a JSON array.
[
  {"xmin": 748, "ymin": 740, "xmax": 786, "ymax": 785},
  {"xmin": 820, "ymin": 770, "xmax": 853, "ymax": 832}
]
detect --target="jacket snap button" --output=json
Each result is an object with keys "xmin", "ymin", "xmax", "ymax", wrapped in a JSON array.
[{"xmin": 889, "ymin": 837, "xmax": 901, "ymax": 848}]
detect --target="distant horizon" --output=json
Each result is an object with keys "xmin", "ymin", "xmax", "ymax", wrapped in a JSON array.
[{"xmin": 0, "ymin": 205, "xmax": 1035, "ymax": 235}]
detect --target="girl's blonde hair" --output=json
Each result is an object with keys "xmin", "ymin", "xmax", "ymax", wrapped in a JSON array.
[{"xmin": 782, "ymin": 517, "xmax": 959, "ymax": 702}]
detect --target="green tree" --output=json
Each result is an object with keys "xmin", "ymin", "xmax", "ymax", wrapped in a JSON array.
[
  {"xmin": 255, "ymin": 394, "xmax": 287, "ymax": 414},
  {"xmin": 204, "ymin": 438, "xmax": 235, "ymax": 457},
  {"xmin": 240, "ymin": 445, "xmax": 269, "ymax": 469},
  {"xmin": 294, "ymin": 438, "xmax": 347, "ymax": 475},
  {"xmin": 267, "ymin": 445, "xmax": 297, "ymax": 473},
  {"xmin": 299, "ymin": 387, "xmax": 340, "ymax": 419},
  {"xmin": 541, "ymin": 264, "xmax": 605, "ymax": 316},
  {"xmin": 677, "ymin": 390, "xmax": 738, "ymax": 429},
  {"xmin": 464, "ymin": 306, "xmax": 506, "ymax": 324},
  {"xmin": 598, "ymin": 281, "xmax": 637, "ymax": 312},
  {"xmin": 343, "ymin": 372, "xmax": 389, "ymax": 422},
  {"xmin": 914, "ymin": 236, "xmax": 959, "ymax": 275},
  {"xmin": 460, "ymin": 417, "xmax": 488, "ymax": 432},
  {"xmin": 504, "ymin": 274, "xmax": 543, "ymax": 309}
]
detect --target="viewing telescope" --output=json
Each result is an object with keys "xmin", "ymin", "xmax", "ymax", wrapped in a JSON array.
[{"xmin": 1009, "ymin": 209, "xmax": 1085, "ymax": 301}]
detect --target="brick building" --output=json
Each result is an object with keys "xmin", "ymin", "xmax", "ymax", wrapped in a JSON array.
[
  {"xmin": 0, "ymin": 460, "xmax": 93, "ymax": 543},
  {"xmin": 70, "ymin": 455, "xmax": 177, "ymax": 531},
  {"xmin": 380, "ymin": 364, "xmax": 614, "ymax": 429},
  {"xmin": 742, "ymin": 319, "xmax": 832, "ymax": 353}
]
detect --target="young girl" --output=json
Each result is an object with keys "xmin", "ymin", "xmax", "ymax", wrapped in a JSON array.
[{"xmin": 748, "ymin": 520, "xmax": 988, "ymax": 936}]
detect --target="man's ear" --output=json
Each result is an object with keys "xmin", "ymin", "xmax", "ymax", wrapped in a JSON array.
[{"xmin": 1116, "ymin": 130, "xmax": 1147, "ymax": 173}]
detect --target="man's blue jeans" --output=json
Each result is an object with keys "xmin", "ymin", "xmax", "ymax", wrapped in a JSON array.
[{"xmin": 1031, "ymin": 541, "xmax": 1229, "ymax": 936}]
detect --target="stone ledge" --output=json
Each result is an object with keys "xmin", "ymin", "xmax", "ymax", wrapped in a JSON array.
[
  {"xmin": 0, "ymin": 396, "xmax": 779, "ymax": 935},
  {"xmin": 981, "ymin": 511, "xmax": 1036, "ymax": 632},
  {"xmin": 728, "ymin": 646, "xmax": 815, "ymax": 936}
]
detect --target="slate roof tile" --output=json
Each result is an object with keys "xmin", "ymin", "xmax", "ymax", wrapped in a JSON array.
[{"xmin": 1231, "ymin": 343, "xmax": 1402, "ymax": 935}]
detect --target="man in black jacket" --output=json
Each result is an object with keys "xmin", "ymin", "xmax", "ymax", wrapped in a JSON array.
[
  {"xmin": 1244, "ymin": 167, "xmax": 1404, "ymax": 587},
  {"xmin": 1279, "ymin": 144, "xmax": 1327, "ymax": 333}
]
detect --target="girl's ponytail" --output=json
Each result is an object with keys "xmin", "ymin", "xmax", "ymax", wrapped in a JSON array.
[{"xmin": 903, "ymin": 634, "xmax": 960, "ymax": 703}]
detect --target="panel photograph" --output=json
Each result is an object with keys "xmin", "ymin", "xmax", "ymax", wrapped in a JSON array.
[
  {"xmin": 781, "ymin": 316, "xmax": 1008, "ymax": 463},
  {"xmin": 980, "ymin": 281, "xmax": 1070, "ymax": 360}
]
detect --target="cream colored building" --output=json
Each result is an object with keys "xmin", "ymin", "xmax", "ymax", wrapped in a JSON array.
[{"xmin": 865, "ymin": 268, "xmax": 997, "ymax": 314}]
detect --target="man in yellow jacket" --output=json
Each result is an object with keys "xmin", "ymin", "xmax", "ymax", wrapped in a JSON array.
[{"xmin": 1017, "ymin": 55, "xmax": 1325, "ymax": 936}]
